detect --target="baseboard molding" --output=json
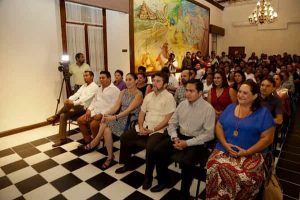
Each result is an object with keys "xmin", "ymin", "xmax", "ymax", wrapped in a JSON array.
[{"xmin": 0, "ymin": 121, "xmax": 51, "ymax": 138}]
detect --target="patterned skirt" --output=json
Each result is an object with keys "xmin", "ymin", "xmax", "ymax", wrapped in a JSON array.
[{"xmin": 206, "ymin": 149, "xmax": 265, "ymax": 200}]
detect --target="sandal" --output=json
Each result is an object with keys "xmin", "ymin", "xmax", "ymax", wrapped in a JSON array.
[
  {"xmin": 79, "ymin": 141, "xmax": 99, "ymax": 152},
  {"xmin": 101, "ymin": 156, "xmax": 115, "ymax": 169}
]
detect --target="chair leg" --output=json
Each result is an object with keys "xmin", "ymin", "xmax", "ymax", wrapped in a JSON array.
[
  {"xmin": 195, "ymin": 178, "xmax": 201, "ymax": 200},
  {"xmin": 68, "ymin": 120, "xmax": 71, "ymax": 133}
]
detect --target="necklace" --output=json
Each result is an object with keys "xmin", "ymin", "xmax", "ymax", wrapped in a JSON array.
[{"xmin": 233, "ymin": 105, "xmax": 251, "ymax": 137}]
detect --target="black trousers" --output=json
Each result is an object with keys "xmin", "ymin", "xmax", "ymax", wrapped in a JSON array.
[
  {"xmin": 119, "ymin": 128, "xmax": 167, "ymax": 179},
  {"xmin": 153, "ymin": 134, "xmax": 210, "ymax": 198}
]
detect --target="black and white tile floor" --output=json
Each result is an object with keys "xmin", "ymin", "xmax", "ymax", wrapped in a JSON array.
[{"xmin": 0, "ymin": 125, "xmax": 207, "ymax": 200}]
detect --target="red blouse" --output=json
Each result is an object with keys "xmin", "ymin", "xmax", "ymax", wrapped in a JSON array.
[{"xmin": 210, "ymin": 87, "xmax": 232, "ymax": 112}]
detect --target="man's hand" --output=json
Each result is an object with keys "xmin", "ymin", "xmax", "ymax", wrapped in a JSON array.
[
  {"xmin": 94, "ymin": 114, "xmax": 102, "ymax": 121},
  {"xmin": 173, "ymin": 139, "xmax": 187, "ymax": 150},
  {"xmin": 139, "ymin": 127, "xmax": 153, "ymax": 136},
  {"xmin": 85, "ymin": 110, "xmax": 91, "ymax": 121},
  {"xmin": 64, "ymin": 99, "xmax": 74, "ymax": 108}
]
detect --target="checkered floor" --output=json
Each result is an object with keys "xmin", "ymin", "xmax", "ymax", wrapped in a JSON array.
[{"xmin": 0, "ymin": 126, "xmax": 207, "ymax": 200}]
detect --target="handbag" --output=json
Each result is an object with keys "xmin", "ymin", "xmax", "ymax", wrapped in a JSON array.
[{"xmin": 262, "ymin": 155, "xmax": 283, "ymax": 200}]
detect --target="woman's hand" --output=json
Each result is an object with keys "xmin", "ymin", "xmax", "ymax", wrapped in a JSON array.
[
  {"xmin": 224, "ymin": 143, "xmax": 239, "ymax": 157},
  {"xmin": 102, "ymin": 115, "xmax": 115, "ymax": 123},
  {"xmin": 234, "ymin": 145, "xmax": 249, "ymax": 157}
]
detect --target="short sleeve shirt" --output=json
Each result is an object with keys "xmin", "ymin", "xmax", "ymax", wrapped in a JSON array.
[
  {"xmin": 215, "ymin": 104, "xmax": 275, "ymax": 152},
  {"xmin": 69, "ymin": 63, "xmax": 91, "ymax": 85},
  {"xmin": 141, "ymin": 90, "xmax": 176, "ymax": 133}
]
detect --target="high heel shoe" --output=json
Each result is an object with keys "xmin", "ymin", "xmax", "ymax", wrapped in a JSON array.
[
  {"xmin": 79, "ymin": 141, "xmax": 99, "ymax": 153},
  {"xmin": 101, "ymin": 155, "xmax": 115, "ymax": 169}
]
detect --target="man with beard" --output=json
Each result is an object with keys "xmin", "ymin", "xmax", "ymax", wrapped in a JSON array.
[
  {"xmin": 69, "ymin": 53, "xmax": 91, "ymax": 92},
  {"xmin": 115, "ymin": 72, "xmax": 176, "ymax": 191},
  {"xmin": 47, "ymin": 71, "xmax": 98, "ymax": 147},
  {"xmin": 174, "ymin": 70, "xmax": 190, "ymax": 105}
]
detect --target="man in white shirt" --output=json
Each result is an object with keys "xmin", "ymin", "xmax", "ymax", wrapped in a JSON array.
[
  {"xmin": 69, "ymin": 53, "xmax": 91, "ymax": 92},
  {"xmin": 47, "ymin": 71, "xmax": 99, "ymax": 147},
  {"xmin": 161, "ymin": 66, "xmax": 179, "ymax": 94},
  {"xmin": 115, "ymin": 72, "xmax": 176, "ymax": 191},
  {"xmin": 151, "ymin": 79, "xmax": 215, "ymax": 199},
  {"xmin": 165, "ymin": 53, "xmax": 178, "ymax": 73},
  {"xmin": 77, "ymin": 71, "xmax": 120, "ymax": 144}
]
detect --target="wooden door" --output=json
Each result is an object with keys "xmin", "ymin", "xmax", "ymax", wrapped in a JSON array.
[{"xmin": 228, "ymin": 46, "xmax": 245, "ymax": 57}]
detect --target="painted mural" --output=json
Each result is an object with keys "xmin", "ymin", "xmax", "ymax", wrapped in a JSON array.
[{"xmin": 133, "ymin": 0, "xmax": 209, "ymax": 72}]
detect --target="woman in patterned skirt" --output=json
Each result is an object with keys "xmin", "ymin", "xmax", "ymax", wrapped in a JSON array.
[
  {"xmin": 206, "ymin": 80, "xmax": 275, "ymax": 199},
  {"xmin": 82, "ymin": 73, "xmax": 143, "ymax": 169}
]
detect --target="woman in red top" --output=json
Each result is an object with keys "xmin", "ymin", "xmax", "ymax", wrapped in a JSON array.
[{"xmin": 208, "ymin": 71, "xmax": 237, "ymax": 118}]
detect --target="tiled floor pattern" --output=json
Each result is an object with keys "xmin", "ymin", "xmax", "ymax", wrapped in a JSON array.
[
  {"xmin": 1, "ymin": 112, "xmax": 297, "ymax": 200},
  {"xmin": 0, "ymin": 127, "xmax": 207, "ymax": 200}
]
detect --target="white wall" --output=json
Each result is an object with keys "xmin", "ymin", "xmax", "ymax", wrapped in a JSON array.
[
  {"xmin": 219, "ymin": 0, "xmax": 300, "ymax": 56},
  {"xmin": 0, "ymin": 0, "xmax": 63, "ymax": 132},
  {"xmin": 106, "ymin": 10, "xmax": 130, "ymax": 78}
]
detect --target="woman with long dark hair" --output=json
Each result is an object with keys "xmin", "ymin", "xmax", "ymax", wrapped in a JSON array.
[
  {"xmin": 206, "ymin": 80, "xmax": 275, "ymax": 199},
  {"xmin": 208, "ymin": 71, "xmax": 237, "ymax": 118}
]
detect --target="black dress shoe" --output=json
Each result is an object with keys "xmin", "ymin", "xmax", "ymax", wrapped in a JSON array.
[
  {"xmin": 150, "ymin": 183, "xmax": 167, "ymax": 192},
  {"xmin": 142, "ymin": 177, "xmax": 153, "ymax": 190},
  {"xmin": 115, "ymin": 165, "xmax": 131, "ymax": 174}
]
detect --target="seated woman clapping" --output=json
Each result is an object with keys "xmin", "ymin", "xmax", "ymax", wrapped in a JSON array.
[
  {"xmin": 81, "ymin": 73, "xmax": 143, "ymax": 169},
  {"xmin": 206, "ymin": 80, "xmax": 275, "ymax": 200}
]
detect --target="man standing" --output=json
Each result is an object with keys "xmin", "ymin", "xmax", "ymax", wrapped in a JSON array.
[
  {"xmin": 165, "ymin": 53, "xmax": 178, "ymax": 73},
  {"xmin": 174, "ymin": 70, "xmax": 190, "ymax": 105},
  {"xmin": 47, "ymin": 71, "xmax": 98, "ymax": 147},
  {"xmin": 115, "ymin": 72, "xmax": 176, "ymax": 191},
  {"xmin": 69, "ymin": 53, "xmax": 91, "ymax": 92},
  {"xmin": 151, "ymin": 79, "xmax": 215, "ymax": 199},
  {"xmin": 77, "ymin": 71, "xmax": 120, "ymax": 144}
]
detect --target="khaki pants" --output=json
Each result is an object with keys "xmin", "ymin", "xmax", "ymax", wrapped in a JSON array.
[{"xmin": 57, "ymin": 105, "xmax": 85, "ymax": 140}]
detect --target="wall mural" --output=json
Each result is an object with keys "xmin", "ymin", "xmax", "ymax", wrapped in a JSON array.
[{"xmin": 131, "ymin": 0, "xmax": 210, "ymax": 72}]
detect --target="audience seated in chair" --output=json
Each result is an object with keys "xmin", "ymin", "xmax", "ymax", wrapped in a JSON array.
[
  {"xmin": 77, "ymin": 71, "xmax": 120, "ymax": 145},
  {"xmin": 115, "ymin": 72, "xmax": 176, "ymax": 191},
  {"xmin": 208, "ymin": 71, "xmax": 237, "ymax": 119},
  {"xmin": 206, "ymin": 80, "xmax": 275, "ymax": 199},
  {"xmin": 260, "ymin": 77, "xmax": 283, "ymax": 125},
  {"xmin": 80, "ymin": 73, "xmax": 143, "ymax": 169},
  {"xmin": 151, "ymin": 79, "xmax": 215, "ymax": 200},
  {"xmin": 113, "ymin": 69, "xmax": 127, "ymax": 91},
  {"xmin": 174, "ymin": 69, "xmax": 190, "ymax": 105},
  {"xmin": 47, "ymin": 71, "xmax": 98, "ymax": 147}
]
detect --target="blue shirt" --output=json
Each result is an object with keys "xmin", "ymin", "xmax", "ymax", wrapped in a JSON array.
[{"xmin": 215, "ymin": 104, "xmax": 275, "ymax": 153}]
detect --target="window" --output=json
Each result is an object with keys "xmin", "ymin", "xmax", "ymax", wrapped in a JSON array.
[
  {"xmin": 211, "ymin": 33, "xmax": 217, "ymax": 53},
  {"xmin": 62, "ymin": 1, "xmax": 107, "ymax": 74}
]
